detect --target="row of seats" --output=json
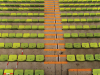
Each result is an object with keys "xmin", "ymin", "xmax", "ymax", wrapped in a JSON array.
[
  {"xmin": 0, "ymin": 4, "xmax": 44, "ymax": 7},
  {"xmin": 0, "ymin": 13, "xmax": 44, "ymax": 16},
  {"xmin": 0, "ymin": 0, "xmax": 44, "ymax": 3},
  {"xmin": 62, "ymin": 25, "xmax": 100, "ymax": 30},
  {"xmin": 60, "ymin": 8, "xmax": 100, "ymax": 11},
  {"xmin": 61, "ymin": 18, "xmax": 100, "ymax": 23},
  {"xmin": 59, "ymin": 0, "xmax": 100, "ymax": 3},
  {"xmin": 64, "ymin": 33, "xmax": 100, "ymax": 38},
  {"xmin": 59, "ymin": 3, "xmax": 100, "ymax": 7},
  {"xmin": 67, "ymin": 54, "xmax": 100, "ymax": 61},
  {"xmin": 0, "ymin": 33, "xmax": 45, "ymax": 38},
  {"xmin": 0, "ymin": 25, "xmax": 45, "ymax": 30},
  {"xmin": 61, "ymin": 13, "xmax": 100, "ymax": 17},
  {"xmin": 65, "ymin": 43, "xmax": 100, "ymax": 48},
  {"xmin": 1, "ymin": 69, "xmax": 44, "ymax": 75},
  {"xmin": 0, "ymin": 43, "xmax": 44, "ymax": 49},
  {"xmin": 0, "ymin": 55, "xmax": 44, "ymax": 61},
  {"xmin": 0, "ymin": 7, "xmax": 44, "ymax": 11},
  {"xmin": 0, "ymin": 19, "xmax": 44, "ymax": 23}
]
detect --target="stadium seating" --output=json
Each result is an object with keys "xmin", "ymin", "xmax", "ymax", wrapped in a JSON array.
[
  {"xmin": 65, "ymin": 43, "xmax": 100, "ymax": 49},
  {"xmin": 0, "ymin": 43, "xmax": 45, "ymax": 49}
]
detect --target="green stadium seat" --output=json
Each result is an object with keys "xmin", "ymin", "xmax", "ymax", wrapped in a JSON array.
[
  {"xmin": 68, "ymin": 19, "xmax": 74, "ymax": 23},
  {"xmin": 90, "ymin": 25, "xmax": 96, "ymax": 29},
  {"xmin": 26, "ymin": 55, "xmax": 35, "ymax": 61},
  {"xmin": 23, "ymin": 33, "xmax": 30, "ymax": 38},
  {"xmin": 69, "ymin": 25, "xmax": 76, "ymax": 29},
  {"xmin": 33, "ymin": 13, "xmax": 38, "ymax": 17},
  {"xmin": 4, "ymin": 69, "xmax": 13, "ymax": 75},
  {"xmin": 71, "ymin": 33, "xmax": 78, "ymax": 38},
  {"xmin": 30, "ymin": 33, "xmax": 37, "ymax": 38},
  {"xmin": 66, "ymin": 8, "xmax": 70, "ymax": 11},
  {"xmin": 0, "ymin": 25, "xmax": 5, "ymax": 29},
  {"xmin": 0, "ymin": 43, "xmax": 4, "ymax": 48},
  {"xmin": 97, "ymin": 25, "xmax": 100, "ymax": 29},
  {"xmin": 38, "ymin": 33, "xmax": 45, "ymax": 38},
  {"xmin": 0, "ymin": 55, "xmax": 8, "ymax": 61},
  {"xmin": 5, "ymin": 25, "xmax": 12, "ymax": 30},
  {"xmin": 26, "ymin": 19, "xmax": 32, "ymax": 23},
  {"xmin": 9, "ymin": 33, "xmax": 16, "ymax": 38},
  {"xmin": 28, "ymin": 13, "xmax": 33, "ymax": 16},
  {"xmin": 65, "ymin": 43, "xmax": 73, "ymax": 49},
  {"xmin": 33, "ymin": 19, "xmax": 38, "ymax": 23},
  {"xmin": 66, "ymin": 13, "xmax": 72, "ymax": 16},
  {"xmin": 39, "ymin": 13, "xmax": 44, "ymax": 17},
  {"xmin": 7, "ymin": 19, "xmax": 14, "ymax": 23},
  {"xmin": 38, "ymin": 26, "xmax": 44, "ymax": 30},
  {"xmin": 62, "ymin": 25, "xmax": 69, "ymax": 30},
  {"xmin": 76, "ymin": 54, "xmax": 85, "ymax": 61},
  {"xmin": 76, "ymin": 25, "xmax": 83, "ymax": 30},
  {"xmin": 18, "ymin": 55, "xmax": 26, "ymax": 61},
  {"xmin": 60, "ymin": 8, "xmax": 65, "ymax": 11},
  {"xmin": 83, "ymin": 25, "xmax": 90, "ymax": 29},
  {"xmin": 11, "ymin": 13, "xmax": 17, "ymax": 16},
  {"xmin": 82, "ymin": 43, "xmax": 90, "ymax": 48},
  {"xmin": 85, "ymin": 54, "xmax": 94, "ymax": 61},
  {"xmin": 61, "ymin": 13, "xmax": 66, "ymax": 17},
  {"xmin": 94, "ymin": 33, "xmax": 100, "ymax": 37},
  {"xmin": 93, "ymin": 69, "xmax": 100, "ymax": 75},
  {"xmin": 64, "ymin": 33, "xmax": 71, "ymax": 38},
  {"xmin": 32, "ymin": 25, "xmax": 38, "ymax": 30},
  {"xmin": 84, "ymin": 13, "xmax": 89, "ymax": 16},
  {"xmin": 96, "ymin": 13, "xmax": 100, "ymax": 16},
  {"xmin": 74, "ymin": 19, "xmax": 81, "ymax": 23},
  {"xmin": 12, "ymin": 43, "xmax": 20, "ymax": 48},
  {"xmin": 61, "ymin": 19, "xmax": 67, "ymax": 23},
  {"xmin": 16, "ymin": 33, "xmax": 23, "ymax": 38},
  {"xmin": 0, "ymin": 69, "xmax": 3, "ymax": 75},
  {"xmin": 74, "ymin": 43, "xmax": 81, "ymax": 48},
  {"xmin": 0, "ymin": 33, "xmax": 1, "ymax": 37},
  {"xmin": 81, "ymin": 18, "xmax": 86, "ymax": 22},
  {"xmin": 79, "ymin": 33, "xmax": 86, "ymax": 37},
  {"xmin": 14, "ymin": 69, "xmax": 23, "ymax": 75},
  {"xmin": 24, "ymin": 69, "xmax": 33, "ymax": 75},
  {"xmin": 71, "ymin": 8, "xmax": 76, "ymax": 11},
  {"xmin": 13, "ymin": 19, "xmax": 20, "ymax": 23},
  {"xmin": 78, "ymin": 13, "xmax": 84, "ymax": 16},
  {"xmin": 90, "ymin": 43, "xmax": 98, "ymax": 48},
  {"xmin": 4, "ymin": 43, "xmax": 12, "ymax": 48},
  {"xmin": 93, "ymin": 18, "xmax": 99, "ymax": 22},
  {"xmin": 21, "ymin": 43, "xmax": 28, "ymax": 48},
  {"xmin": 36, "ymin": 55, "xmax": 44, "ymax": 61},
  {"xmin": 11, "ymin": 25, "xmax": 18, "ymax": 30},
  {"xmin": 29, "ymin": 43, "xmax": 36, "ymax": 49},
  {"xmin": 16, "ymin": 13, "xmax": 21, "ymax": 16},
  {"xmin": 69, "ymin": 4, "xmax": 74, "ymax": 7},
  {"xmin": 86, "ymin": 33, "xmax": 93, "ymax": 37},
  {"xmin": 90, "ymin": 13, "xmax": 96, "ymax": 16},
  {"xmin": 67, "ymin": 55, "xmax": 75, "ymax": 61},
  {"xmin": 35, "ymin": 70, "xmax": 44, "ymax": 75},
  {"xmin": 39, "ymin": 19, "xmax": 44, "ymax": 23},
  {"xmin": 18, "ymin": 25, "xmax": 25, "ymax": 30},
  {"xmin": 75, "ymin": 4, "xmax": 79, "ymax": 6},
  {"xmin": 95, "ymin": 54, "xmax": 100, "ymax": 61},
  {"xmin": 72, "ymin": 13, "xmax": 78, "ymax": 16},
  {"xmin": 22, "ymin": 13, "xmax": 27, "ymax": 16},
  {"xmin": 8, "ymin": 55, "xmax": 17, "ymax": 61},
  {"xmin": 37, "ymin": 43, "xmax": 44, "ymax": 49},
  {"xmin": 1, "ymin": 33, "xmax": 8, "ymax": 38},
  {"xmin": 87, "ymin": 18, "xmax": 93, "ymax": 22}
]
